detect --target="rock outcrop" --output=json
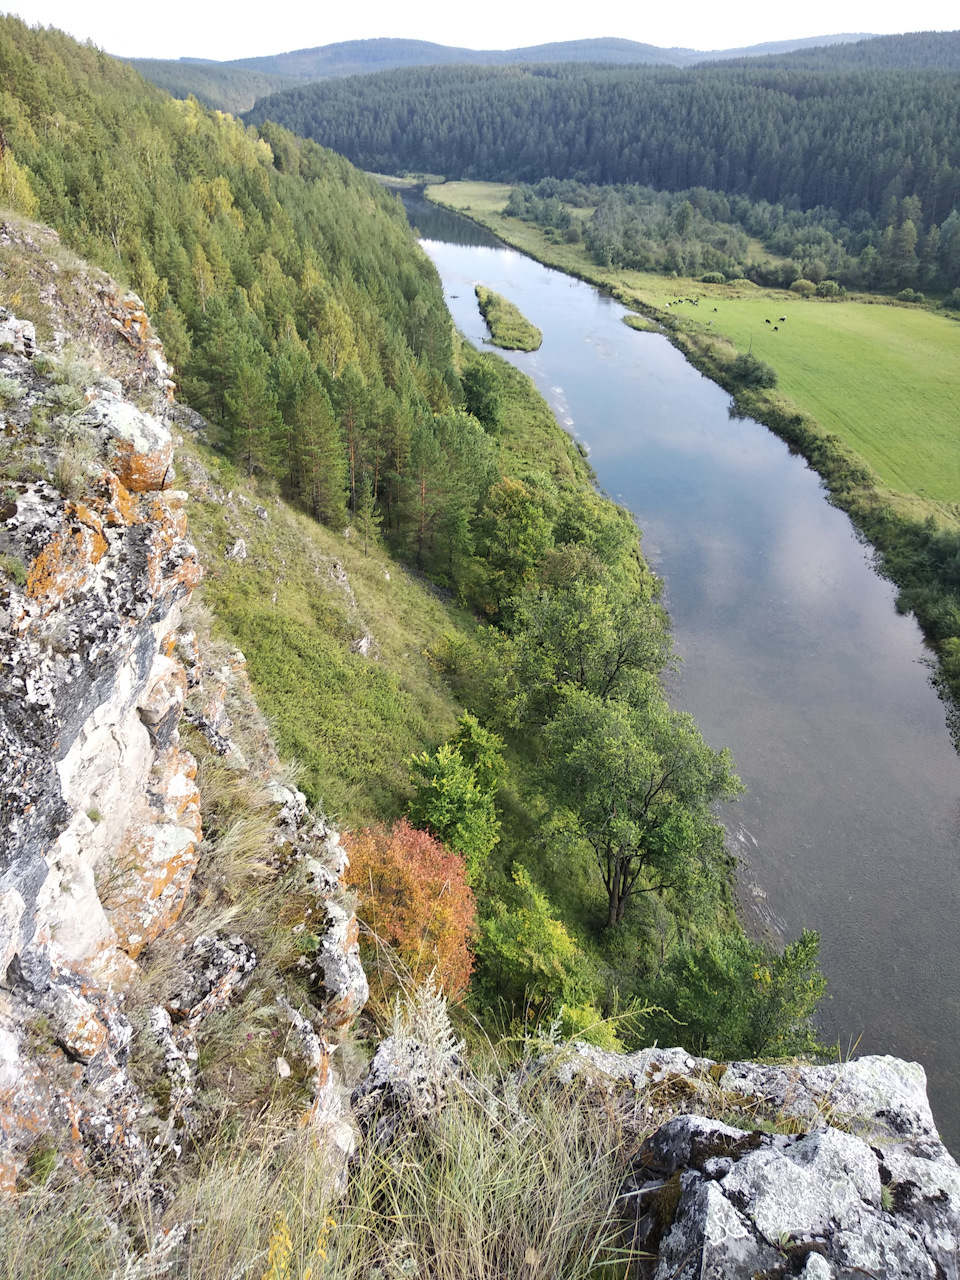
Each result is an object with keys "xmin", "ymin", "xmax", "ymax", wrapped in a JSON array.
[
  {"xmin": 349, "ymin": 1035, "xmax": 960, "ymax": 1277},
  {"xmin": 0, "ymin": 223, "xmax": 367, "ymax": 1196},
  {"xmin": 558, "ymin": 1044, "xmax": 960, "ymax": 1278}
]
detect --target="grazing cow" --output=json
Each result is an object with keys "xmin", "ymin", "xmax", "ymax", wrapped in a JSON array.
[
  {"xmin": 713, "ymin": 307, "xmax": 718, "ymax": 312},
  {"xmin": 779, "ymin": 316, "xmax": 787, "ymax": 322},
  {"xmin": 765, "ymin": 318, "xmax": 771, "ymax": 324},
  {"xmin": 774, "ymin": 326, "xmax": 779, "ymax": 331}
]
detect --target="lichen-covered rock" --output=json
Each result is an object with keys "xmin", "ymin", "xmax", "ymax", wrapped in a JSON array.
[
  {"xmin": 78, "ymin": 393, "xmax": 174, "ymax": 492},
  {"xmin": 0, "ymin": 236, "xmax": 368, "ymax": 1204},
  {"xmin": 0, "ymin": 310, "xmax": 36, "ymax": 357},
  {"xmin": 592, "ymin": 1049, "xmax": 960, "ymax": 1279}
]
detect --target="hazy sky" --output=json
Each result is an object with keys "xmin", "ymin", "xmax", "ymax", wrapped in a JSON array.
[{"xmin": 1, "ymin": 0, "xmax": 956, "ymax": 62}]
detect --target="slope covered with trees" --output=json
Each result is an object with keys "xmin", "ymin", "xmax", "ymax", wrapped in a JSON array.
[
  {"xmin": 247, "ymin": 61, "xmax": 960, "ymax": 230},
  {"xmin": 750, "ymin": 28, "xmax": 960, "ymax": 71},
  {"xmin": 126, "ymin": 57, "xmax": 296, "ymax": 112},
  {"xmin": 0, "ymin": 16, "xmax": 464, "ymax": 559}
]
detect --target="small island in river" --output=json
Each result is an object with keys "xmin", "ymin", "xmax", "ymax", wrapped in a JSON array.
[{"xmin": 475, "ymin": 284, "xmax": 542, "ymax": 350}]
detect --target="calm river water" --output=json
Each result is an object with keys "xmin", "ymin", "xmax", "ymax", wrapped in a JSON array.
[{"xmin": 401, "ymin": 192, "xmax": 960, "ymax": 1152}]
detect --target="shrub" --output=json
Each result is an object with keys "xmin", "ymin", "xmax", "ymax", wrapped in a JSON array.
[
  {"xmin": 730, "ymin": 353, "xmax": 778, "ymax": 389},
  {"xmin": 343, "ymin": 819, "xmax": 476, "ymax": 1000},
  {"xmin": 407, "ymin": 738, "xmax": 501, "ymax": 884},
  {"xmin": 700, "ymin": 271, "xmax": 726, "ymax": 284},
  {"xmin": 944, "ymin": 288, "xmax": 960, "ymax": 310},
  {"xmin": 644, "ymin": 928, "xmax": 826, "ymax": 1059},
  {"xmin": 790, "ymin": 278, "xmax": 817, "ymax": 296},
  {"xmin": 896, "ymin": 288, "xmax": 924, "ymax": 303},
  {"xmin": 816, "ymin": 279, "xmax": 841, "ymax": 297},
  {"xmin": 476, "ymin": 864, "xmax": 592, "ymax": 1013}
]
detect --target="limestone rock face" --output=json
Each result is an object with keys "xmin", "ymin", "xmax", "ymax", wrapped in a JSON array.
[
  {"xmin": 0, "ymin": 235, "xmax": 369, "ymax": 1196},
  {"xmin": 78, "ymin": 393, "xmax": 174, "ymax": 492},
  {"xmin": 577, "ymin": 1048, "xmax": 960, "ymax": 1279},
  {"xmin": 0, "ymin": 299, "xmax": 204, "ymax": 1188}
]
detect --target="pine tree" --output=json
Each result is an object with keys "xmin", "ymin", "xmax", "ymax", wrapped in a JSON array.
[{"xmin": 355, "ymin": 471, "xmax": 382, "ymax": 555}]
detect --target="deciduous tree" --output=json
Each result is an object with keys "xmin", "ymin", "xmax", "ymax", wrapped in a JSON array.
[{"xmin": 545, "ymin": 685, "xmax": 742, "ymax": 927}]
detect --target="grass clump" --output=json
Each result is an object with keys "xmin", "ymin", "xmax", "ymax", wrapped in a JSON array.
[
  {"xmin": 0, "ymin": 550, "xmax": 27, "ymax": 585},
  {"xmin": 52, "ymin": 427, "xmax": 96, "ymax": 500},
  {"xmin": 0, "ymin": 373, "xmax": 25, "ymax": 403},
  {"xmin": 0, "ymin": 1034, "xmax": 645, "ymax": 1280},
  {"xmin": 475, "ymin": 284, "xmax": 543, "ymax": 351}
]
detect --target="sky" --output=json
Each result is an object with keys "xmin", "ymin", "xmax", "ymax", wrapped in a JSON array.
[{"xmin": 0, "ymin": 0, "xmax": 956, "ymax": 63}]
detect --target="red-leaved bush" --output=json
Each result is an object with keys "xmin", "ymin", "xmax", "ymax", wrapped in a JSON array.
[{"xmin": 343, "ymin": 818, "xmax": 476, "ymax": 1001}]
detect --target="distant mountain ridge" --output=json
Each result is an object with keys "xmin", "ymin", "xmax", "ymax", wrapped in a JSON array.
[
  {"xmin": 129, "ymin": 34, "xmax": 876, "ymax": 111},
  {"xmin": 128, "ymin": 31, "xmax": 960, "ymax": 116},
  {"xmin": 207, "ymin": 33, "xmax": 874, "ymax": 77}
]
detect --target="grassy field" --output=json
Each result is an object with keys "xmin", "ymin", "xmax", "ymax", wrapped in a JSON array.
[
  {"xmin": 429, "ymin": 182, "xmax": 960, "ymax": 511},
  {"xmin": 646, "ymin": 288, "xmax": 960, "ymax": 506}
]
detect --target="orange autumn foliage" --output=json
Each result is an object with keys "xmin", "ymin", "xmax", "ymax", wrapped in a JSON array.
[{"xmin": 343, "ymin": 818, "xmax": 477, "ymax": 1001}]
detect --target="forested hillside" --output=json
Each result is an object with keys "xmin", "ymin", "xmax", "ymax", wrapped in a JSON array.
[
  {"xmin": 247, "ymin": 61, "xmax": 960, "ymax": 228},
  {"xmin": 0, "ymin": 16, "xmax": 460, "ymax": 557},
  {"xmin": 750, "ymin": 28, "xmax": 960, "ymax": 70},
  {"xmin": 126, "ymin": 57, "xmax": 296, "ymax": 112}
]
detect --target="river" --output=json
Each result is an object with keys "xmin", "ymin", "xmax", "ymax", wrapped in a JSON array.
[{"xmin": 400, "ymin": 190, "xmax": 960, "ymax": 1152}]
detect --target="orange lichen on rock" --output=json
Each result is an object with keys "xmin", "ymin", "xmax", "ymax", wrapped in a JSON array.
[
  {"xmin": 25, "ymin": 526, "xmax": 94, "ymax": 609},
  {"xmin": 108, "ymin": 822, "xmax": 199, "ymax": 960},
  {"xmin": 108, "ymin": 435, "xmax": 173, "ymax": 493},
  {"xmin": 52, "ymin": 989, "xmax": 109, "ymax": 1065},
  {"xmin": 66, "ymin": 502, "xmax": 109, "ymax": 564},
  {"xmin": 152, "ymin": 745, "xmax": 201, "ymax": 827},
  {"xmin": 98, "ymin": 471, "xmax": 137, "ymax": 526}
]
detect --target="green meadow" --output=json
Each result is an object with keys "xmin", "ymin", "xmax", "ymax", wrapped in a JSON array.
[{"xmin": 648, "ymin": 287, "xmax": 960, "ymax": 506}]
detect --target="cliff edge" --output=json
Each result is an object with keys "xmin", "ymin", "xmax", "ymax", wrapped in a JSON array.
[{"xmin": 0, "ymin": 218, "xmax": 367, "ymax": 1198}]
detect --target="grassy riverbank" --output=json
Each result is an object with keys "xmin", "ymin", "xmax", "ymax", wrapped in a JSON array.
[
  {"xmin": 427, "ymin": 180, "xmax": 960, "ymax": 725},
  {"xmin": 475, "ymin": 285, "xmax": 542, "ymax": 351}
]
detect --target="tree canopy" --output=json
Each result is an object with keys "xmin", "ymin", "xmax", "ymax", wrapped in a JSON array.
[{"xmin": 545, "ymin": 684, "xmax": 743, "ymax": 928}]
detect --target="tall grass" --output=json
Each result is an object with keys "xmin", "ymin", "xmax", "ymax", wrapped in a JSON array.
[{"xmin": 1, "ymin": 1043, "xmax": 646, "ymax": 1280}]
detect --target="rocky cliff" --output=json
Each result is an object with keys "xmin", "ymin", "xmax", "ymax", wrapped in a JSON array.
[{"xmin": 0, "ymin": 218, "xmax": 366, "ymax": 1197}]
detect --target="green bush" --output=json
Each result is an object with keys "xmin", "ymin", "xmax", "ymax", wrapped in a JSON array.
[
  {"xmin": 407, "ymin": 716, "xmax": 505, "ymax": 884},
  {"xmin": 790, "ymin": 278, "xmax": 817, "ymax": 296},
  {"xmin": 730, "ymin": 352, "xmax": 778, "ymax": 389},
  {"xmin": 644, "ymin": 928, "xmax": 826, "ymax": 1059},
  {"xmin": 816, "ymin": 279, "xmax": 841, "ymax": 297},
  {"xmin": 700, "ymin": 271, "xmax": 726, "ymax": 284}
]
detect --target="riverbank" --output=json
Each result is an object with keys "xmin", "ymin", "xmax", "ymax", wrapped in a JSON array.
[{"xmin": 426, "ymin": 181, "xmax": 960, "ymax": 731}]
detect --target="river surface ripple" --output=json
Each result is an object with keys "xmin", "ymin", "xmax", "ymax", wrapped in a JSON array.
[{"xmin": 403, "ymin": 192, "xmax": 960, "ymax": 1152}]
